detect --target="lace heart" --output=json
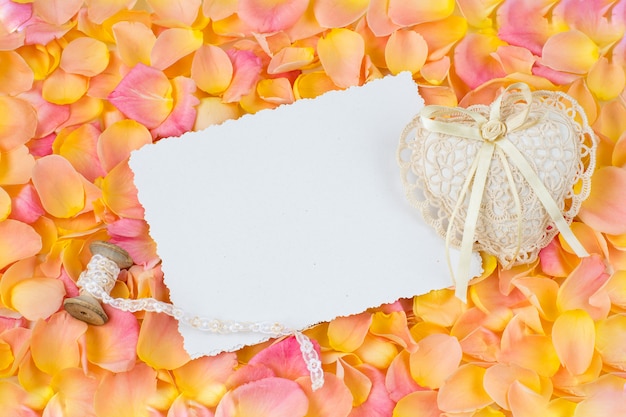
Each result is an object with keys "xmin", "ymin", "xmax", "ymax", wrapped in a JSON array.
[{"xmin": 398, "ymin": 83, "xmax": 597, "ymax": 300}]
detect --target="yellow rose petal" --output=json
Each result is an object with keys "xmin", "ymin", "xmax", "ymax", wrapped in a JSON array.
[{"xmin": 42, "ymin": 68, "xmax": 88, "ymax": 105}]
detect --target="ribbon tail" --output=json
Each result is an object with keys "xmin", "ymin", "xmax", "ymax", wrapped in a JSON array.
[
  {"xmin": 497, "ymin": 139, "xmax": 589, "ymax": 257},
  {"xmin": 455, "ymin": 142, "xmax": 495, "ymax": 302}
]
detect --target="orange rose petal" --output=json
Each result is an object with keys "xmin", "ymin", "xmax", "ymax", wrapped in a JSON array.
[
  {"xmin": 86, "ymin": 305, "xmax": 139, "ymax": 373},
  {"xmin": 32, "ymin": 155, "xmax": 85, "ymax": 218},
  {"xmin": 53, "ymin": 124, "xmax": 106, "ymax": 182},
  {"xmin": 10, "ymin": 278, "xmax": 65, "ymax": 321},
  {"xmin": 145, "ymin": 0, "xmax": 201, "ymax": 27},
  {"xmin": 579, "ymin": 167, "xmax": 626, "ymax": 235},
  {"xmin": 595, "ymin": 315, "xmax": 626, "ymax": 370},
  {"xmin": 317, "ymin": 28, "xmax": 364, "ymax": 88},
  {"xmin": 418, "ymin": 85, "xmax": 458, "ymax": 106},
  {"xmin": 573, "ymin": 387, "xmax": 626, "ymax": 416},
  {"xmin": 393, "ymin": 390, "xmax": 440, "ymax": 417},
  {"xmin": 605, "ymin": 270, "xmax": 626, "ymax": 309},
  {"xmin": 46, "ymin": 368, "xmax": 99, "ymax": 417},
  {"xmin": 437, "ymin": 364, "xmax": 492, "ymax": 413},
  {"xmin": 100, "ymin": 160, "xmax": 143, "ymax": 219},
  {"xmin": 191, "ymin": 44, "xmax": 234, "ymax": 95},
  {"xmin": 507, "ymin": 381, "xmax": 551, "ymax": 417},
  {"xmin": 41, "ymin": 68, "xmax": 88, "ymax": 105},
  {"xmin": 385, "ymin": 29, "xmax": 428, "ymax": 75},
  {"xmin": 593, "ymin": 100, "xmax": 626, "ymax": 142},
  {"xmin": 173, "ymin": 353, "xmax": 237, "ymax": 407},
  {"xmin": 256, "ymin": 77, "xmax": 295, "ymax": 104},
  {"xmin": 0, "ymin": 97, "xmax": 37, "ymax": 152},
  {"xmin": 328, "ymin": 312, "xmax": 372, "ymax": 353},
  {"xmin": 293, "ymin": 71, "xmax": 341, "ymax": 99},
  {"xmin": 97, "ymin": 119, "xmax": 152, "ymax": 173},
  {"xmin": 94, "ymin": 363, "xmax": 158, "ymax": 417},
  {"xmin": 238, "ymin": 0, "xmax": 308, "ymax": 33},
  {"xmin": 612, "ymin": 132, "xmax": 626, "ymax": 168},
  {"xmin": 566, "ymin": 78, "xmax": 598, "ymax": 125},
  {"xmin": 587, "ymin": 56, "xmax": 626, "ymax": 101},
  {"xmin": 215, "ymin": 377, "xmax": 309, "ymax": 417},
  {"xmin": 414, "ymin": 16, "xmax": 468, "ymax": 61},
  {"xmin": 413, "ymin": 289, "xmax": 466, "ymax": 327},
  {"xmin": 0, "ymin": 146, "xmax": 35, "ymax": 187},
  {"xmin": 420, "ymin": 56, "xmax": 450, "ymax": 85},
  {"xmin": 483, "ymin": 363, "xmax": 542, "ymax": 410},
  {"xmin": 541, "ymin": 30, "xmax": 599, "ymax": 74},
  {"xmin": 552, "ymin": 309, "xmax": 595, "ymax": 375},
  {"xmin": 30, "ymin": 312, "xmax": 87, "ymax": 376},
  {"xmin": 457, "ymin": 0, "xmax": 504, "ymax": 28},
  {"xmin": 314, "ymin": 0, "xmax": 368, "ymax": 28},
  {"xmin": 0, "ymin": 220, "xmax": 42, "ymax": 270},
  {"xmin": 60, "ymin": 37, "xmax": 109, "ymax": 76},
  {"xmin": 492, "ymin": 45, "xmax": 536, "ymax": 74},
  {"xmin": 0, "ymin": 51, "xmax": 34, "ymax": 95},
  {"xmin": 111, "ymin": 21, "xmax": 156, "ymax": 67},
  {"xmin": 336, "ymin": 359, "xmax": 371, "ymax": 406},
  {"xmin": 385, "ymin": 350, "xmax": 421, "ymax": 401},
  {"xmin": 513, "ymin": 277, "xmax": 559, "ymax": 321},
  {"xmin": 353, "ymin": 334, "xmax": 398, "ymax": 369},
  {"xmin": 370, "ymin": 311, "xmax": 416, "ymax": 350},
  {"xmin": 151, "ymin": 28, "xmax": 203, "ymax": 71},
  {"xmin": 32, "ymin": 0, "xmax": 83, "ymax": 25},
  {"xmin": 267, "ymin": 46, "xmax": 315, "ymax": 74},
  {"xmin": 137, "ymin": 312, "xmax": 190, "ymax": 370},
  {"xmin": 409, "ymin": 333, "xmax": 462, "ymax": 389},
  {"xmin": 108, "ymin": 63, "xmax": 173, "ymax": 129},
  {"xmin": 388, "ymin": 0, "xmax": 455, "ymax": 26}
]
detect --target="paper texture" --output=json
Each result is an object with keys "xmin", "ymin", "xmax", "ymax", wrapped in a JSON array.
[{"xmin": 130, "ymin": 73, "xmax": 482, "ymax": 357}]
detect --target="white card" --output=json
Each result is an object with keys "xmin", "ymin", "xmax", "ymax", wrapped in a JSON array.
[{"xmin": 129, "ymin": 73, "xmax": 482, "ymax": 357}]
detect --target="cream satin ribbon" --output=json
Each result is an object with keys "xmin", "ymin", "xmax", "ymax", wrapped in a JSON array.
[{"xmin": 419, "ymin": 83, "xmax": 589, "ymax": 301}]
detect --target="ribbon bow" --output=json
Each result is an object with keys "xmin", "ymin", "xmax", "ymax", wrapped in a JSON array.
[{"xmin": 419, "ymin": 83, "xmax": 588, "ymax": 301}]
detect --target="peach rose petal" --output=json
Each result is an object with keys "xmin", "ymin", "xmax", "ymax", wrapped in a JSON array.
[
  {"xmin": 566, "ymin": 78, "xmax": 598, "ymax": 126},
  {"xmin": 507, "ymin": 381, "xmax": 551, "ymax": 417},
  {"xmin": 314, "ymin": 0, "xmax": 368, "ymax": 28},
  {"xmin": 86, "ymin": 305, "xmax": 139, "ymax": 373},
  {"xmin": 0, "ymin": 51, "xmax": 33, "ymax": 95},
  {"xmin": 579, "ymin": 167, "xmax": 626, "ymax": 235},
  {"xmin": 191, "ymin": 44, "xmax": 234, "ymax": 95},
  {"xmin": 194, "ymin": 97, "xmax": 241, "ymax": 131},
  {"xmin": 112, "ymin": 21, "xmax": 156, "ymax": 67},
  {"xmin": 94, "ymin": 363, "xmax": 158, "ymax": 417},
  {"xmin": 0, "ymin": 187, "xmax": 11, "ymax": 221},
  {"xmin": 413, "ymin": 289, "xmax": 466, "ymax": 327},
  {"xmin": 10, "ymin": 278, "xmax": 65, "ymax": 321},
  {"xmin": 393, "ymin": 391, "xmax": 440, "ymax": 417},
  {"xmin": 0, "ymin": 97, "xmax": 37, "ymax": 152},
  {"xmin": 587, "ymin": 57, "xmax": 626, "ymax": 101},
  {"xmin": 409, "ymin": 333, "xmax": 462, "ymax": 389},
  {"xmin": 513, "ymin": 276, "xmax": 560, "ymax": 321},
  {"xmin": 437, "ymin": 364, "xmax": 493, "ymax": 413},
  {"xmin": 32, "ymin": 0, "xmax": 83, "ymax": 25},
  {"xmin": 249, "ymin": 336, "xmax": 317, "ymax": 380},
  {"xmin": 41, "ymin": 68, "xmax": 88, "ymax": 105},
  {"xmin": 84, "ymin": 0, "xmax": 136, "ymax": 24},
  {"xmin": 385, "ymin": 351, "xmax": 421, "ymax": 402},
  {"xmin": 53, "ymin": 124, "xmax": 106, "ymax": 182},
  {"xmin": 385, "ymin": 29, "xmax": 428, "ymax": 75},
  {"xmin": 202, "ymin": 0, "xmax": 238, "ymax": 20},
  {"xmin": 365, "ymin": 0, "xmax": 399, "ymax": 37},
  {"xmin": 97, "ymin": 119, "xmax": 152, "ymax": 173},
  {"xmin": 493, "ymin": 45, "xmax": 536, "ymax": 74},
  {"xmin": 173, "ymin": 353, "xmax": 237, "ymax": 407},
  {"xmin": 457, "ymin": 0, "xmax": 504, "ymax": 28},
  {"xmin": 414, "ymin": 16, "xmax": 468, "ymax": 61},
  {"xmin": 420, "ymin": 56, "xmax": 450, "ymax": 85},
  {"xmin": 541, "ymin": 30, "xmax": 599, "ymax": 74},
  {"xmin": 167, "ymin": 396, "xmax": 213, "ymax": 417},
  {"xmin": 151, "ymin": 28, "xmax": 203, "ymax": 71},
  {"xmin": 349, "ymin": 365, "xmax": 395, "ymax": 417},
  {"xmin": 318, "ymin": 28, "xmax": 364, "ymax": 88},
  {"xmin": 137, "ymin": 312, "xmax": 190, "ymax": 370},
  {"xmin": 573, "ymin": 388, "xmax": 626, "ymax": 416},
  {"xmin": 267, "ymin": 46, "xmax": 315, "ymax": 74},
  {"xmin": 454, "ymin": 33, "xmax": 507, "ymax": 89},
  {"xmin": 370, "ymin": 311, "xmax": 416, "ymax": 350},
  {"xmin": 336, "ymin": 359, "xmax": 372, "ymax": 406},
  {"xmin": 238, "ymin": 0, "xmax": 308, "ymax": 33},
  {"xmin": 595, "ymin": 315, "xmax": 626, "ymax": 370},
  {"xmin": 108, "ymin": 63, "xmax": 173, "ymax": 129},
  {"xmin": 552, "ymin": 309, "xmax": 595, "ymax": 375},
  {"xmin": 101, "ymin": 160, "xmax": 145, "ymax": 219},
  {"xmin": 483, "ymin": 363, "xmax": 542, "ymax": 410},
  {"xmin": 388, "ymin": 0, "xmax": 455, "ymax": 26},
  {"xmin": 60, "ymin": 37, "xmax": 109, "ymax": 76},
  {"xmin": 32, "ymin": 155, "xmax": 85, "ymax": 219},
  {"xmin": 328, "ymin": 312, "xmax": 372, "ymax": 353},
  {"xmin": 145, "ymin": 0, "xmax": 201, "ymax": 27},
  {"xmin": 0, "ymin": 220, "xmax": 42, "ymax": 270},
  {"xmin": 30, "ymin": 312, "xmax": 87, "ymax": 376},
  {"xmin": 0, "ymin": 144, "xmax": 36, "ymax": 185},
  {"xmin": 594, "ymin": 100, "xmax": 626, "ymax": 142},
  {"xmin": 557, "ymin": 255, "xmax": 611, "ymax": 318},
  {"xmin": 296, "ymin": 373, "xmax": 352, "ymax": 417},
  {"xmin": 45, "ymin": 368, "xmax": 99, "ymax": 417}
]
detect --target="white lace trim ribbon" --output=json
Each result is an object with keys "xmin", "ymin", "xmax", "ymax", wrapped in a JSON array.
[{"xmin": 77, "ymin": 254, "xmax": 325, "ymax": 390}]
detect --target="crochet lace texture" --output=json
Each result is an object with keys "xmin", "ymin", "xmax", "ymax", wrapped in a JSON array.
[{"xmin": 398, "ymin": 90, "xmax": 597, "ymax": 267}]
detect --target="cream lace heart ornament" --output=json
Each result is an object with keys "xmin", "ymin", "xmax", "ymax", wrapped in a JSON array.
[{"xmin": 398, "ymin": 83, "xmax": 597, "ymax": 300}]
